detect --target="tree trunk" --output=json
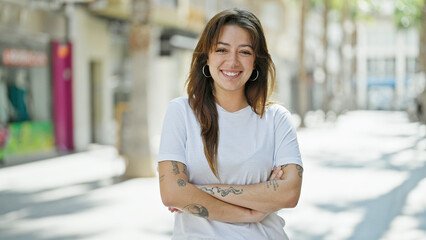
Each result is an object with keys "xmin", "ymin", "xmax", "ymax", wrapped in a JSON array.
[
  {"xmin": 336, "ymin": 0, "xmax": 349, "ymax": 114},
  {"xmin": 122, "ymin": 0, "xmax": 155, "ymax": 178},
  {"xmin": 298, "ymin": 0, "xmax": 309, "ymax": 127},
  {"xmin": 322, "ymin": 0, "xmax": 330, "ymax": 113},
  {"xmin": 350, "ymin": 19, "xmax": 358, "ymax": 110}
]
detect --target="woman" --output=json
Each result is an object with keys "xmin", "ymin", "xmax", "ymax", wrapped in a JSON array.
[{"xmin": 158, "ymin": 8, "xmax": 303, "ymax": 240}]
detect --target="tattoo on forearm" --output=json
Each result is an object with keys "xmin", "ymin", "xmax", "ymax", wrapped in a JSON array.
[
  {"xmin": 199, "ymin": 186, "xmax": 243, "ymax": 197},
  {"xmin": 183, "ymin": 204, "xmax": 209, "ymax": 218},
  {"xmin": 296, "ymin": 165, "xmax": 303, "ymax": 178},
  {"xmin": 182, "ymin": 164, "xmax": 188, "ymax": 177},
  {"xmin": 171, "ymin": 161, "xmax": 180, "ymax": 175},
  {"xmin": 266, "ymin": 180, "xmax": 279, "ymax": 191},
  {"xmin": 159, "ymin": 174, "xmax": 165, "ymax": 182},
  {"xmin": 177, "ymin": 179, "xmax": 187, "ymax": 187}
]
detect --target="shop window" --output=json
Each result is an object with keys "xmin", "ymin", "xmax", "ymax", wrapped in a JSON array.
[{"xmin": 0, "ymin": 42, "xmax": 54, "ymax": 160}]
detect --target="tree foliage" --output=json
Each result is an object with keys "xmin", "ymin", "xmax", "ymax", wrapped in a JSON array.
[{"xmin": 393, "ymin": 0, "xmax": 424, "ymax": 29}]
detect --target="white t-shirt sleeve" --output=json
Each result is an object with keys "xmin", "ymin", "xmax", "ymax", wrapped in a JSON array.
[
  {"xmin": 157, "ymin": 99, "xmax": 187, "ymax": 165},
  {"xmin": 273, "ymin": 105, "xmax": 303, "ymax": 168}
]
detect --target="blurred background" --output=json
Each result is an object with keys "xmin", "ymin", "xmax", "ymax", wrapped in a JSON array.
[{"xmin": 0, "ymin": 0, "xmax": 425, "ymax": 239}]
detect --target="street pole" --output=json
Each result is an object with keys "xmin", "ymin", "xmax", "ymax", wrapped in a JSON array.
[{"xmin": 122, "ymin": 0, "xmax": 155, "ymax": 178}]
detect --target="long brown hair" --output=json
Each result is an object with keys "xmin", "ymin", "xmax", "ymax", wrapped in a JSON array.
[{"xmin": 186, "ymin": 8, "xmax": 276, "ymax": 178}]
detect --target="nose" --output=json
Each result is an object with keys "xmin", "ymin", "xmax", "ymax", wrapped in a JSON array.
[{"xmin": 228, "ymin": 51, "xmax": 240, "ymax": 68}]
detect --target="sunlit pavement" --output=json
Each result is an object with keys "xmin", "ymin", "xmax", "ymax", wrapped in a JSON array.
[
  {"xmin": 282, "ymin": 111, "xmax": 426, "ymax": 240},
  {"xmin": 0, "ymin": 111, "xmax": 425, "ymax": 240}
]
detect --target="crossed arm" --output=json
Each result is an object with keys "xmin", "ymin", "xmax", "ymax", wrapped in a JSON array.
[
  {"xmin": 158, "ymin": 160, "xmax": 303, "ymax": 223},
  {"xmin": 197, "ymin": 164, "xmax": 303, "ymax": 213},
  {"xmin": 159, "ymin": 160, "xmax": 267, "ymax": 223}
]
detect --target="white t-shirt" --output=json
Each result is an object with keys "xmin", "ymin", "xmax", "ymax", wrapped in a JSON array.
[{"xmin": 158, "ymin": 97, "xmax": 302, "ymax": 240}]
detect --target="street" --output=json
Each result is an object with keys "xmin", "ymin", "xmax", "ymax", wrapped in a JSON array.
[{"xmin": 1, "ymin": 110, "xmax": 425, "ymax": 240}]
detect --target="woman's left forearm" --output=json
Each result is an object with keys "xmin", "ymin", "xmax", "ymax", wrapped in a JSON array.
[{"xmin": 197, "ymin": 164, "xmax": 303, "ymax": 213}]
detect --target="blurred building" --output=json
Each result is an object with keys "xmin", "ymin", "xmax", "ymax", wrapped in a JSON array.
[
  {"xmin": 0, "ymin": 1, "xmax": 68, "ymax": 164},
  {"xmin": 356, "ymin": 13, "xmax": 419, "ymax": 111},
  {"xmin": 8, "ymin": 0, "xmax": 417, "ymax": 166}
]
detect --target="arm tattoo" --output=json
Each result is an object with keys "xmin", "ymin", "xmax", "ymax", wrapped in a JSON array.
[
  {"xmin": 183, "ymin": 204, "xmax": 209, "ymax": 218},
  {"xmin": 281, "ymin": 164, "xmax": 289, "ymax": 170},
  {"xmin": 182, "ymin": 164, "xmax": 188, "ymax": 177},
  {"xmin": 177, "ymin": 179, "xmax": 187, "ymax": 187},
  {"xmin": 266, "ymin": 180, "xmax": 279, "ymax": 191},
  {"xmin": 199, "ymin": 186, "xmax": 243, "ymax": 197},
  {"xmin": 159, "ymin": 174, "xmax": 165, "ymax": 182},
  {"xmin": 171, "ymin": 161, "xmax": 180, "ymax": 175},
  {"xmin": 296, "ymin": 165, "xmax": 303, "ymax": 178}
]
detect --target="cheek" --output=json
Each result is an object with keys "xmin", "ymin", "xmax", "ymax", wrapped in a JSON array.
[
  {"xmin": 207, "ymin": 57, "xmax": 220, "ymax": 67},
  {"xmin": 207, "ymin": 52, "xmax": 216, "ymax": 66},
  {"xmin": 242, "ymin": 58, "xmax": 255, "ymax": 68}
]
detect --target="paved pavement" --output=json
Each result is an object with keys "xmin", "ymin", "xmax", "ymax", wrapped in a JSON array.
[{"xmin": 0, "ymin": 110, "xmax": 425, "ymax": 240}]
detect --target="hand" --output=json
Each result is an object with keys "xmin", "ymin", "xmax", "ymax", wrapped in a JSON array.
[
  {"xmin": 249, "ymin": 209, "xmax": 268, "ymax": 222},
  {"xmin": 168, "ymin": 207, "xmax": 183, "ymax": 213},
  {"xmin": 269, "ymin": 166, "xmax": 283, "ymax": 181}
]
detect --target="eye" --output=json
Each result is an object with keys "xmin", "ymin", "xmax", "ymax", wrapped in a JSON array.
[
  {"xmin": 216, "ymin": 48, "xmax": 226, "ymax": 53},
  {"xmin": 240, "ymin": 50, "xmax": 252, "ymax": 55}
]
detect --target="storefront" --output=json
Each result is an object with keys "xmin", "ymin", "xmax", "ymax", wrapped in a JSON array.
[{"xmin": 0, "ymin": 34, "xmax": 55, "ymax": 164}]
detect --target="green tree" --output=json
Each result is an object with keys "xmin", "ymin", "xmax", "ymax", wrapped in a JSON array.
[{"xmin": 393, "ymin": 0, "xmax": 426, "ymax": 74}]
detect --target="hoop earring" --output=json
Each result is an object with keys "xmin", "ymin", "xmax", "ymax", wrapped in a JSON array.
[
  {"xmin": 250, "ymin": 69, "xmax": 259, "ymax": 81},
  {"xmin": 202, "ymin": 65, "xmax": 211, "ymax": 78}
]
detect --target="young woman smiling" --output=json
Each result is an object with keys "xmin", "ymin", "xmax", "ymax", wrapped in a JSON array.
[{"xmin": 158, "ymin": 8, "xmax": 303, "ymax": 240}]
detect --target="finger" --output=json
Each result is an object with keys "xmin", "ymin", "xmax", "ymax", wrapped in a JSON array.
[
  {"xmin": 269, "ymin": 166, "xmax": 280, "ymax": 180},
  {"xmin": 269, "ymin": 172, "xmax": 277, "ymax": 180},
  {"xmin": 277, "ymin": 170, "xmax": 283, "ymax": 179},
  {"xmin": 269, "ymin": 167, "xmax": 283, "ymax": 180},
  {"xmin": 169, "ymin": 207, "xmax": 182, "ymax": 213}
]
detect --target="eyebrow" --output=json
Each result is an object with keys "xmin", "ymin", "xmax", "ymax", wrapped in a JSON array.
[{"xmin": 217, "ymin": 42, "xmax": 253, "ymax": 49}]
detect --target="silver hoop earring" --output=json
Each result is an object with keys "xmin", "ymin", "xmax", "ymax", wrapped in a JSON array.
[
  {"xmin": 202, "ymin": 65, "xmax": 211, "ymax": 78},
  {"xmin": 250, "ymin": 69, "xmax": 259, "ymax": 81}
]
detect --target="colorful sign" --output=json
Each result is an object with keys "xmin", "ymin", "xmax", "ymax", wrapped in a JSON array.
[
  {"xmin": 0, "ymin": 121, "xmax": 54, "ymax": 159},
  {"xmin": 0, "ymin": 126, "xmax": 9, "ymax": 162},
  {"xmin": 2, "ymin": 48, "xmax": 48, "ymax": 67}
]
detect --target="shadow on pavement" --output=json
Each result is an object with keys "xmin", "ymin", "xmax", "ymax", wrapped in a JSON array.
[
  {"xmin": 0, "ymin": 231, "xmax": 96, "ymax": 240},
  {"xmin": 316, "ymin": 163, "xmax": 426, "ymax": 240},
  {"xmin": 0, "ymin": 177, "xmax": 126, "ymax": 240}
]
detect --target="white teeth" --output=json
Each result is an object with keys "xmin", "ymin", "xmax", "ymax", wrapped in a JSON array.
[{"xmin": 223, "ymin": 71, "xmax": 239, "ymax": 77}]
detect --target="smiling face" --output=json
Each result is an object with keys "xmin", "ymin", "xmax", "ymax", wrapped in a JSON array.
[{"xmin": 207, "ymin": 24, "xmax": 255, "ymax": 99}]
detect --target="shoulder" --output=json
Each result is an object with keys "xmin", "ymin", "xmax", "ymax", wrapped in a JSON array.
[
  {"xmin": 168, "ymin": 97, "xmax": 191, "ymax": 112},
  {"xmin": 266, "ymin": 103, "xmax": 291, "ymax": 117},
  {"xmin": 169, "ymin": 96, "xmax": 189, "ymax": 106},
  {"xmin": 265, "ymin": 103, "xmax": 297, "ymax": 127},
  {"xmin": 164, "ymin": 97, "xmax": 192, "ymax": 119}
]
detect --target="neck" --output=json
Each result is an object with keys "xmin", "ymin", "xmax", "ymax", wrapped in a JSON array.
[{"xmin": 215, "ymin": 91, "xmax": 248, "ymax": 112}]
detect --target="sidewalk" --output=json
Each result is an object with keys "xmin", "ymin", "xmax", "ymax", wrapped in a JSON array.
[
  {"xmin": 283, "ymin": 111, "xmax": 426, "ymax": 240},
  {"xmin": 1, "ymin": 110, "xmax": 425, "ymax": 240},
  {"xmin": 0, "ymin": 146, "xmax": 173, "ymax": 240}
]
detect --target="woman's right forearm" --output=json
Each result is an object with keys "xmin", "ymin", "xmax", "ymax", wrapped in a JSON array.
[
  {"xmin": 158, "ymin": 161, "xmax": 265, "ymax": 223},
  {"xmin": 161, "ymin": 179, "xmax": 264, "ymax": 223}
]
